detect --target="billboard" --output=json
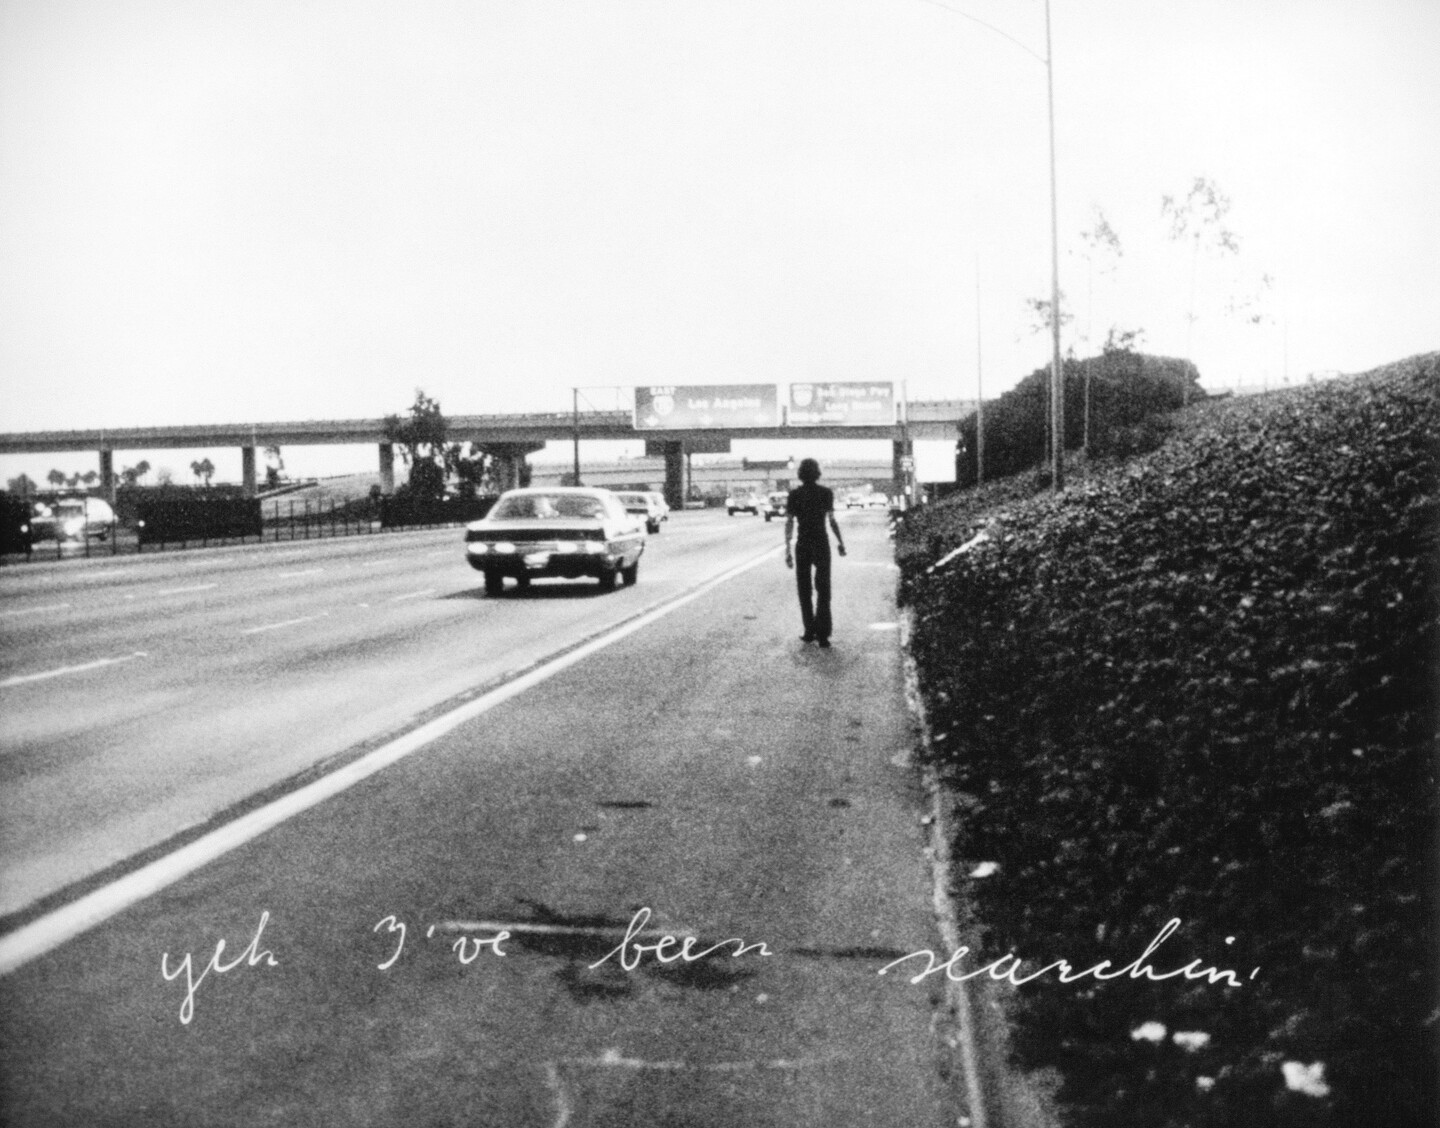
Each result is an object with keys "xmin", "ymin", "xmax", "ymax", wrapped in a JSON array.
[
  {"xmin": 634, "ymin": 385, "xmax": 779, "ymax": 430},
  {"xmin": 787, "ymin": 382, "xmax": 895, "ymax": 426}
]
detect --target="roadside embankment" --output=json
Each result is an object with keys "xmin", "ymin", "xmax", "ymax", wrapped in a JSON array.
[{"xmin": 897, "ymin": 353, "xmax": 1438, "ymax": 1127}]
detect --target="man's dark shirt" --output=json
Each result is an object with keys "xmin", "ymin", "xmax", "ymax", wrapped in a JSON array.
[{"xmin": 786, "ymin": 482, "xmax": 834, "ymax": 549}]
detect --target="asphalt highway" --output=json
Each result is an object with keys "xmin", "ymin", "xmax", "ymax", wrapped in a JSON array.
[
  {"xmin": 0, "ymin": 507, "xmax": 962, "ymax": 1127},
  {"xmin": 0, "ymin": 510, "xmax": 786, "ymax": 919}
]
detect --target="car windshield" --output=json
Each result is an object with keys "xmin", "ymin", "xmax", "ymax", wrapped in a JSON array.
[
  {"xmin": 491, "ymin": 493, "xmax": 606, "ymax": 521},
  {"xmin": 616, "ymin": 494, "xmax": 645, "ymax": 506}
]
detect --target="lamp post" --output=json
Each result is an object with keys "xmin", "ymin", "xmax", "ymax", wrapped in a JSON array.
[
  {"xmin": 937, "ymin": 0, "xmax": 1065, "ymax": 491},
  {"xmin": 1043, "ymin": 0, "xmax": 1064, "ymax": 490},
  {"xmin": 571, "ymin": 388, "xmax": 582, "ymax": 487}
]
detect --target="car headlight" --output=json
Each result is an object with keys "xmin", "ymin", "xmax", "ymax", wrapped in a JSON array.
[
  {"xmin": 467, "ymin": 543, "xmax": 489, "ymax": 554},
  {"xmin": 63, "ymin": 518, "xmax": 85, "ymax": 535},
  {"xmin": 582, "ymin": 541, "xmax": 606, "ymax": 554},
  {"xmin": 553, "ymin": 541, "xmax": 577, "ymax": 553},
  {"xmin": 493, "ymin": 542, "xmax": 516, "ymax": 554}
]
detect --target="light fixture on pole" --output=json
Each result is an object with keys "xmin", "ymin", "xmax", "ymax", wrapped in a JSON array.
[{"xmin": 933, "ymin": 0, "xmax": 1065, "ymax": 491}]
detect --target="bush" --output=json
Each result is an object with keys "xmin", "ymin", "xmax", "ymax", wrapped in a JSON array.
[
  {"xmin": 900, "ymin": 354, "xmax": 1439, "ymax": 1128},
  {"xmin": 957, "ymin": 351, "xmax": 1201, "ymax": 483}
]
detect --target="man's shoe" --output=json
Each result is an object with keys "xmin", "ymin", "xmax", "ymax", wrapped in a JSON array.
[
  {"xmin": 817, "ymin": 638, "xmax": 832, "ymax": 648},
  {"xmin": 800, "ymin": 633, "xmax": 816, "ymax": 643}
]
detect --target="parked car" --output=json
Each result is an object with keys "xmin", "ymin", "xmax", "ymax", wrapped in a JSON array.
[
  {"xmin": 763, "ymin": 491, "xmax": 788, "ymax": 522},
  {"xmin": 30, "ymin": 496, "xmax": 115, "ymax": 541},
  {"xmin": 844, "ymin": 492, "xmax": 866, "ymax": 509},
  {"xmin": 865, "ymin": 493, "xmax": 890, "ymax": 509},
  {"xmin": 614, "ymin": 490, "xmax": 665, "ymax": 534},
  {"xmin": 644, "ymin": 492, "xmax": 671, "ymax": 523},
  {"xmin": 725, "ymin": 491, "xmax": 763, "ymax": 516},
  {"xmin": 464, "ymin": 487, "xmax": 645, "ymax": 596}
]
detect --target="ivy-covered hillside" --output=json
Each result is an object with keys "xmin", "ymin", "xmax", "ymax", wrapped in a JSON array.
[{"xmin": 898, "ymin": 354, "xmax": 1438, "ymax": 1127}]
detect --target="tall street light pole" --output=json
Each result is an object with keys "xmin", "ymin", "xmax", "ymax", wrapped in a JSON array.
[
  {"xmin": 1044, "ymin": 0, "xmax": 1064, "ymax": 490},
  {"xmin": 934, "ymin": 0, "xmax": 1065, "ymax": 491}
]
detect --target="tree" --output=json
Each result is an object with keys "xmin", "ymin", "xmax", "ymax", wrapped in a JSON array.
[
  {"xmin": 190, "ymin": 458, "xmax": 215, "ymax": 487},
  {"xmin": 47, "ymin": 469, "xmax": 65, "ymax": 489},
  {"xmin": 1076, "ymin": 207, "xmax": 1123, "ymax": 354},
  {"xmin": 120, "ymin": 459, "xmax": 151, "ymax": 487},
  {"xmin": 82, "ymin": 470, "xmax": 98, "ymax": 486},
  {"xmin": 7, "ymin": 474, "xmax": 37, "ymax": 497},
  {"xmin": 382, "ymin": 389, "xmax": 491, "ymax": 500},
  {"xmin": 1162, "ymin": 176, "xmax": 1240, "ymax": 367}
]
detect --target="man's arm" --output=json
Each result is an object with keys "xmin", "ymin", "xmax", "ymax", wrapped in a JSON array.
[
  {"xmin": 784, "ymin": 514, "xmax": 795, "ymax": 568},
  {"xmin": 829, "ymin": 511, "xmax": 846, "ymax": 556}
]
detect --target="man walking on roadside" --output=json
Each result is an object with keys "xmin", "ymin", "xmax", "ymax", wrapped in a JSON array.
[{"xmin": 784, "ymin": 457, "xmax": 846, "ymax": 647}]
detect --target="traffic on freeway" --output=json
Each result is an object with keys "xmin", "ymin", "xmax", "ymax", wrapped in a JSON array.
[{"xmin": 0, "ymin": 502, "xmax": 958, "ymax": 1127}]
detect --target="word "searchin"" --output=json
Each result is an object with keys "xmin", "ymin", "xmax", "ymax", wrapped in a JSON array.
[{"xmin": 878, "ymin": 918, "xmax": 1260, "ymax": 988}]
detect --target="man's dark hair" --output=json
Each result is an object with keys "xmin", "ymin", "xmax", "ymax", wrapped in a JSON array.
[{"xmin": 797, "ymin": 458, "xmax": 821, "ymax": 483}]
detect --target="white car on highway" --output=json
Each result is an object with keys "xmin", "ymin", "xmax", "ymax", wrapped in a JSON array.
[{"xmin": 464, "ymin": 487, "xmax": 646, "ymax": 596}]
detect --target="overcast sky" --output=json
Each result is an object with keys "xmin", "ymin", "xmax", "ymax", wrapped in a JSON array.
[{"xmin": 2, "ymin": 0, "xmax": 1436, "ymax": 483}]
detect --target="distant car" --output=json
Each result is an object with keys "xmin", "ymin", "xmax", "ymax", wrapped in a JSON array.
[
  {"xmin": 844, "ymin": 492, "xmax": 866, "ymax": 509},
  {"xmin": 30, "ymin": 496, "xmax": 115, "ymax": 541},
  {"xmin": 464, "ymin": 487, "xmax": 645, "ymax": 596},
  {"xmin": 763, "ymin": 491, "xmax": 787, "ymax": 522},
  {"xmin": 614, "ymin": 490, "xmax": 665, "ymax": 534},
  {"xmin": 865, "ymin": 493, "xmax": 890, "ymax": 509},
  {"xmin": 644, "ymin": 492, "xmax": 671, "ymax": 523},
  {"xmin": 725, "ymin": 491, "xmax": 762, "ymax": 516}
]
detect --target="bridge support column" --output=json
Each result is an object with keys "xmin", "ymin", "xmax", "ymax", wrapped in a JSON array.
[
  {"xmin": 892, "ymin": 439, "xmax": 914, "ymax": 506},
  {"xmin": 241, "ymin": 446, "xmax": 257, "ymax": 497},
  {"xmin": 663, "ymin": 442, "xmax": 685, "ymax": 510},
  {"xmin": 99, "ymin": 450, "xmax": 115, "ymax": 503},
  {"xmin": 379, "ymin": 443, "xmax": 395, "ymax": 495},
  {"xmin": 476, "ymin": 442, "xmax": 545, "ymax": 492}
]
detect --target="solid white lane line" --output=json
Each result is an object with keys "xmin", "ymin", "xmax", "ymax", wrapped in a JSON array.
[
  {"xmin": 276, "ymin": 568, "xmax": 324, "ymax": 578},
  {"xmin": 240, "ymin": 613, "xmax": 327, "ymax": 635},
  {"xmin": 0, "ymin": 651, "xmax": 148, "ymax": 689},
  {"xmin": 153, "ymin": 584, "xmax": 218, "ymax": 596},
  {"xmin": 389, "ymin": 589, "xmax": 436, "ymax": 602},
  {"xmin": 0, "ymin": 603, "xmax": 71, "ymax": 618},
  {"xmin": 0, "ymin": 546, "xmax": 780, "ymax": 975}
]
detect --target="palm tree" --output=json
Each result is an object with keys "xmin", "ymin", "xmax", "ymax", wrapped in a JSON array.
[{"xmin": 190, "ymin": 458, "xmax": 215, "ymax": 487}]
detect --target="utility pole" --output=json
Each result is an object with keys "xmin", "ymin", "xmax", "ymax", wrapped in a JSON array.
[
  {"xmin": 975, "ymin": 253, "xmax": 985, "ymax": 485},
  {"xmin": 1045, "ymin": 0, "xmax": 1064, "ymax": 491},
  {"xmin": 571, "ymin": 388, "xmax": 582, "ymax": 486}
]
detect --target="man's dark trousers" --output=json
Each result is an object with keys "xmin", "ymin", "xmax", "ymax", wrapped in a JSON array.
[{"xmin": 795, "ymin": 541, "xmax": 832, "ymax": 641}]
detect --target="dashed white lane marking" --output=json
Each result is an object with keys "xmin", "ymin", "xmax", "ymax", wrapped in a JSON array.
[
  {"xmin": 186, "ymin": 558, "xmax": 231, "ymax": 567},
  {"xmin": 0, "ymin": 546, "xmax": 779, "ymax": 976},
  {"xmin": 240, "ymin": 613, "xmax": 328, "ymax": 635},
  {"xmin": 0, "ymin": 651, "xmax": 148, "ymax": 689},
  {"xmin": 543, "ymin": 1062, "xmax": 573, "ymax": 1128},
  {"xmin": 0, "ymin": 603, "xmax": 71, "ymax": 618},
  {"xmin": 868, "ymin": 622, "xmax": 901, "ymax": 631},
  {"xmin": 276, "ymin": 568, "xmax": 324, "ymax": 579},
  {"xmin": 154, "ymin": 584, "xmax": 218, "ymax": 597},
  {"xmin": 389, "ymin": 589, "xmax": 436, "ymax": 602},
  {"xmin": 557, "ymin": 1049, "xmax": 842, "ymax": 1072},
  {"xmin": 359, "ymin": 559, "xmax": 390, "ymax": 567}
]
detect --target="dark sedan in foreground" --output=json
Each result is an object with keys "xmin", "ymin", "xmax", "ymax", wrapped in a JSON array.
[{"xmin": 464, "ymin": 487, "xmax": 645, "ymax": 595}]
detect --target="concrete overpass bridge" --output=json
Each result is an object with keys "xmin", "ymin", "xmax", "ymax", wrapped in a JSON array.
[{"xmin": 0, "ymin": 400, "xmax": 969, "ymax": 508}]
